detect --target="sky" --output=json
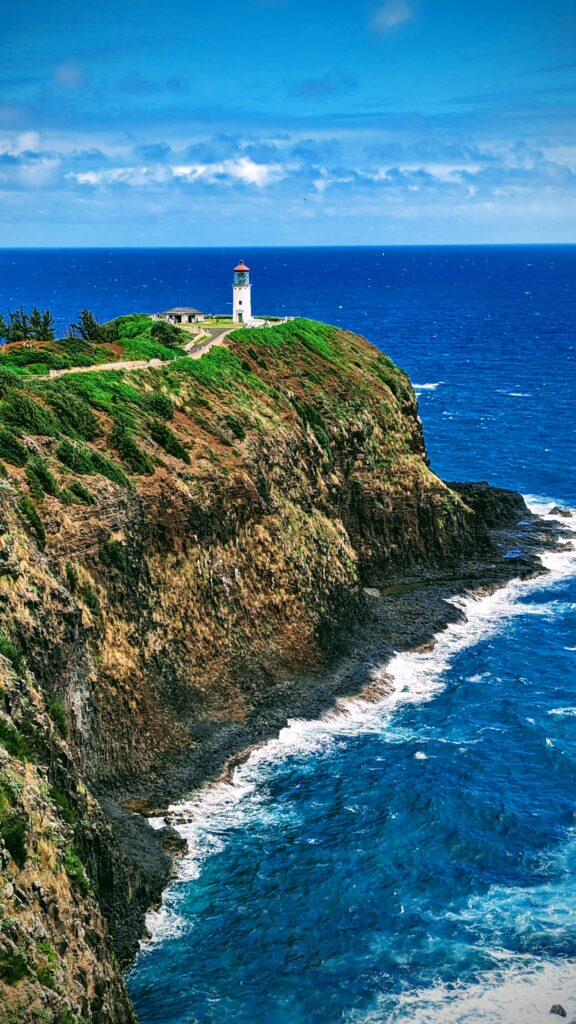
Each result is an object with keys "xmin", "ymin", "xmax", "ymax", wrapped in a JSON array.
[{"xmin": 1, "ymin": 0, "xmax": 575, "ymax": 246}]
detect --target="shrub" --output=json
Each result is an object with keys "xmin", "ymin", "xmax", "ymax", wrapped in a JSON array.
[
  {"xmin": 81, "ymin": 583, "xmax": 101, "ymax": 618},
  {"xmin": 0, "ymin": 947, "xmax": 29, "ymax": 983},
  {"xmin": 26, "ymin": 457, "xmax": 60, "ymax": 498},
  {"xmin": 0, "ymin": 393, "xmax": 61, "ymax": 436},
  {"xmin": 68, "ymin": 480, "xmax": 95, "ymax": 505},
  {"xmin": 46, "ymin": 699, "xmax": 69, "ymax": 740},
  {"xmin": 63, "ymin": 847, "xmax": 90, "ymax": 896},
  {"xmin": 18, "ymin": 496, "xmax": 46, "ymax": 548},
  {"xmin": 105, "ymin": 540, "xmax": 127, "ymax": 572},
  {"xmin": 223, "ymin": 414, "xmax": 246, "ymax": 440},
  {"xmin": 0, "ymin": 366, "xmax": 23, "ymax": 396},
  {"xmin": 36, "ymin": 939, "xmax": 57, "ymax": 988},
  {"xmin": 49, "ymin": 785, "xmax": 76, "ymax": 824},
  {"xmin": 0, "ymin": 634, "xmax": 25, "ymax": 676},
  {"xmin": 0, "ymin": 719, "xmax": 34, "ymax": 761},
  {"xmin": 56, "ymin": 439, "xmax": 129, "ymax": 488},
  {"xmin": 1, "ymin": 813, "xmax": 27, "ymax": 867},
  {"xmin": 145, "ymin": 391, "xmax": 174, "ymax": 419},
  {"xmin": 46, "ymin": 391, "xmax": 101, "ymax": 441},
  {"xmin": 110, "ymin": 422, "xmax": 154, "ymax": 475},
  {"xmin": 151, "ymin": 319, "xmax": 185, "ymax": 348},
  {"xmin": 65, "ymin": 562, "xmax": 79, "ymax": 593},
  {"xmin": 149, "ymin": 420, "xmax": 190, "ymax": 463},
  {"xmin": 0, "ymin": 428, "xmax": 28, "ymax": 466}
]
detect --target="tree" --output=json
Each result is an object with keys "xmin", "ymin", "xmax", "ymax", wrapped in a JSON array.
[
  {"xmin": 40, "ymin": 310, "xmax": 55, "ymax": 341},
  {"xmin": 7, "ymin": 307, "xmax": 29, "ymax": 342},
  {"xmin": 0, "ymin": 313, "xmax": 7, "ymax": 342},
  {"xmin": 151, "ymin": 319, "xmax": 185, "ymax": 349},
  {"xmin": 29, "ymin": 306, "xmax": 43, "ymax": 340},
  {"xmin": 70, "ymin": 309, "xmax": 106, "ymax": 343}
]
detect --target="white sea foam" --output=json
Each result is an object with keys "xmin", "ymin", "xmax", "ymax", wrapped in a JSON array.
[
  {"xmin": 413, "ymin": 381, "xmax": 444, "ymax": 390},
  {"xmin": 144, "ymin": 497, "xmax": 576, "ymax": 944},
  {"xmin": 354, "ymin": 957, "xmax": 576, "ymax": 1023}
]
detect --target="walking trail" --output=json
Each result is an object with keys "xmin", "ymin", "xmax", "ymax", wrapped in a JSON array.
[{"xmin": 44, "ymin": 326, "xmax": 232, "ymax": 380}]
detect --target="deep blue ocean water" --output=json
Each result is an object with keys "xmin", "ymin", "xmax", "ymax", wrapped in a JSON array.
[{"xmin": 1, "ymin": 246, "xmax": 575, "ymax": 1022}]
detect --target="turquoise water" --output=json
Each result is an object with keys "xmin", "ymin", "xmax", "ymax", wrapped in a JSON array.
[{"xmin": 2, "ymin": 245, "xmax": 575, "ymax": 1021}]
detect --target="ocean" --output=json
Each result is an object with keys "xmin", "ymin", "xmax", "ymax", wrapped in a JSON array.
[{"xmin": 2, "ymin": 245, "xmax": 575, "ymax": 1022}]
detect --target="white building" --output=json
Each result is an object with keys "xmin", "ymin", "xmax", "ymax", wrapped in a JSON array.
[
  {"xmin": 156, "ymin": 307, "xmax": 205, "ymax": 324},
  {"xmin": 233, "ymin": 260, "xmax": 252, "ymax": 324}
]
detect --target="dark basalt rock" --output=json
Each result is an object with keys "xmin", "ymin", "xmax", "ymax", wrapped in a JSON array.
[{"xmin": 550, "ymin": 1006, "xmax": 567, "ymax": 1018}]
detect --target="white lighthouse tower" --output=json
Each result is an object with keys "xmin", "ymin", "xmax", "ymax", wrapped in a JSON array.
[{"xmin": 233, "ymin": 259, "xmax": 252, "ymax": 324}]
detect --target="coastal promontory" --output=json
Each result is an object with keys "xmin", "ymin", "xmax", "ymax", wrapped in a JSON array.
[{"xmin": 0, "ymin": 318, "xmax": 543, "ymax": 1023}]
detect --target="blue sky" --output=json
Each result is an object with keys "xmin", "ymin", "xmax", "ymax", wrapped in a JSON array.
[{"xmin": 1, "ymin": 0, "xmax": 575, "ymax": 245}]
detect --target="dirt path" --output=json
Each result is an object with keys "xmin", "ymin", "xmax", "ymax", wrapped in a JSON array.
[{"xmin": 41, "ymin": 327, "xmax": 233, "ymax": 380}]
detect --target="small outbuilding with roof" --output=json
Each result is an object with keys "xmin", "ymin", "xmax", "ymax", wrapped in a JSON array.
[{"xmin": 156, "ymin": 307, "xmax": 205, "ymax": 324}]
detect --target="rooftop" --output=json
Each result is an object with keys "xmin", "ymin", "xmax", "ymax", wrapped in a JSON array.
[{"xmin": 160, "ymin": 307, "xmax": 204, "ymax": 315}]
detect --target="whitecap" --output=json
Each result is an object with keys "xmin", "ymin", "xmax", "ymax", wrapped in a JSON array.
[
  {"xmin": 413, "ymin": 381, "xmax": 444, "ymax": 390},
  {"xmin": 356, "ymin": 957, "xmax": 576, "ymax": 1024}
]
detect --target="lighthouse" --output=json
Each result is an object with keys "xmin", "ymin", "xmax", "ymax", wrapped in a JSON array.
[{"xmin": 233, "ymin": 260, "xmax": 252, "ymax": 324}]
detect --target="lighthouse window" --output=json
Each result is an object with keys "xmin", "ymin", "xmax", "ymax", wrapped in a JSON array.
[{"xmin": 239, "ymin": 300, "xmax": 242, "ymax": 305}]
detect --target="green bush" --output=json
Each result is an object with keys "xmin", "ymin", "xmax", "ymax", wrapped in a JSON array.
[
  {"xmin": 149, "ymin": 420, "xmax": 190, "ymax": 463},
  {"xmin": 46, "ymin": 699, "xmax": 69, "ymax": 740},
  {"xmin": 56, "ymin": 439, "xmax": 129, "ymax": 488},
  {"xmin": 81, "ymin": 583, "xmax": 101, "ymax": 618},
  {"xmin": 35, "ymin": 937, "xmax": 57, "ymax": 987},
  {"xmin": 0, "ymin": 807, "xmax": 28, "ymax": 868},
  {"xmin": 151, "ymin": 319, "xmax": 186, "ymax": 348},
  {"xmin": 0, "ymin": 634, "xmax": 25, "ymax": 676},
  {"xmin": 0, "ymin": 427, "xmax": 28, "ymax": 466},
  {"xmin": 0, "ymin": 719, "xmax": 34, "ymax": 761},
  {"xmin": 68, "ymin": 480, "xmax": 95, "ymax": 505},
  {"xmin": 65, "ymin": 562, "xmax": 79, "ymax": 593},
  {"xmin": 26, "ymin": 457, "xmax": 60, "ymax": 498},
  {"xmin": 0, "ymin": 393, "xmax": 61, "ymax": 436},
  {"xmin": 110, "ymin": 422, "xmax": 154, "ymax": 475},
  {"xmin": 0, "ymin": 947, "xmax": 29, "ymax": 983},
  {"xmin": 18, "ymin": 496, "xmax": 46, "ymax": 548},
  {"xmin": 0, "ymin": 366, "xmax": 23, "ymax": 396},
  {"xmin": 63, "ymin": 847, "xmax": 90, "ymax": 896},
  {"xmin": 105, "ymin": 540, "xmax": 127, "ymax": 572},
  {"xmin": 46, "ymin": 391, "xmax": 101, "ymax": 441},
  {"xmin": 145, "ymin": 391, "xmax": 174, "ymax": 419},
  {"xmin": 223, "ymin": 414, "xmax": 246, "ymax": 440},
  {"xmin": 49, "ymin": 785, "xmax": 76, "ymax": 824}
]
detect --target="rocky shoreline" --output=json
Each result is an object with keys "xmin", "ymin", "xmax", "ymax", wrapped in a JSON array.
[
  {"xmin": 1, "ymin": 320, "xmax": 572, "ymax": 1023},
  {"xmin": 111, "ymin": 483, "xmax": 571, "ymax": 963}
]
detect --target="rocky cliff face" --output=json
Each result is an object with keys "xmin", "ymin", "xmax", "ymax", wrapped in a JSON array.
[{"xmin": 0, "ymin": 320, "xmax": 520, "ymax": 1021}]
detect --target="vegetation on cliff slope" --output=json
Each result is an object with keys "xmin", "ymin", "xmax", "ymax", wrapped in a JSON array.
[
  {"xmin": 0, "ymin": 312, "xmax": 188, "ymax": 376},
  {"xmin": 0, "ymin": 317, "xmax": 486, "ymax": 1022}
]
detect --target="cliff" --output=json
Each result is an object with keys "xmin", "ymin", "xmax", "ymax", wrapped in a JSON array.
[{"xmin": 0, "ymin": 319, "xmax": 538, "ymax": 1022}]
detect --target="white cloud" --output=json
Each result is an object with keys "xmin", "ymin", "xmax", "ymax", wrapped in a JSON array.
[
  {"xmin": 372, "ymin": 0, "xmax": 413, "ymax": 33},
  {"xmin": 173, "ymin": 157, "xmax": 287, "ymax": 187}
]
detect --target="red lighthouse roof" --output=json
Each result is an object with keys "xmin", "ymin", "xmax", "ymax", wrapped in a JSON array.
[{"xmin": 234, "ymin": 260, "xmax": 250, "ymax": 272}]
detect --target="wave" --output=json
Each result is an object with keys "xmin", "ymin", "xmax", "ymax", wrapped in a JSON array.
[
  {"xmin": 142, "ymin": 499, "xmax": 576, "ymax": 947},
  {"xmin": 413, "ymin": 381, "xmax": 444, "ymax": 390},
  {"xmin": 357, "ymin": 957, "xmax": 576, "ymax": 1024}
]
